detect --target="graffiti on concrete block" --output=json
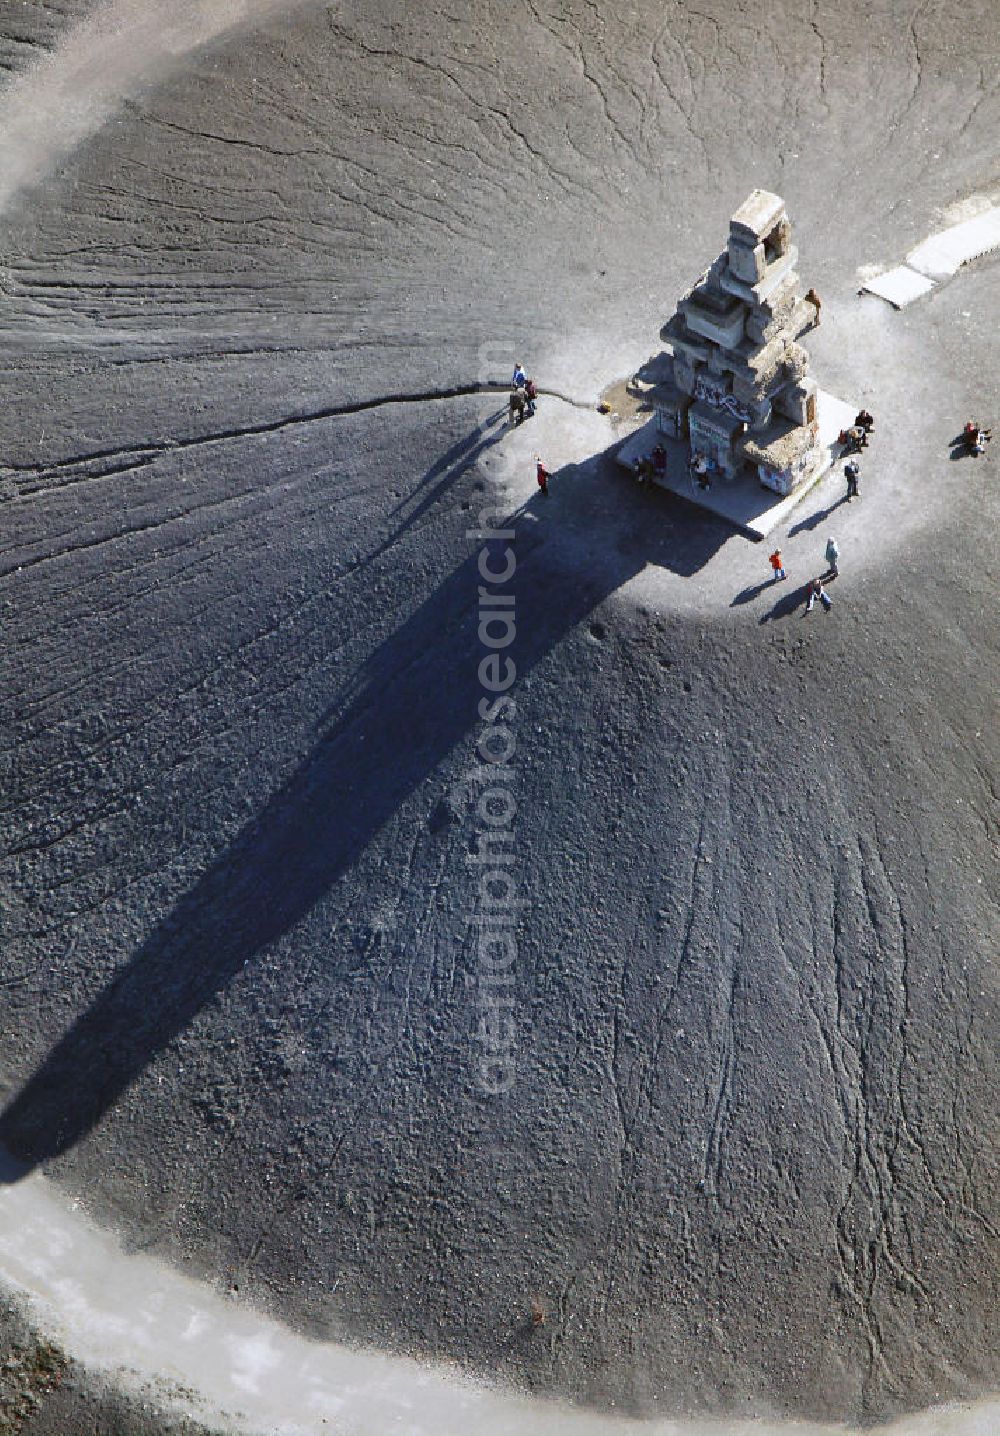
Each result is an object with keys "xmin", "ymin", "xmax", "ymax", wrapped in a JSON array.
[{"xmin": 693, "ymin": 375, "xmax": 751, "ymax": 423}]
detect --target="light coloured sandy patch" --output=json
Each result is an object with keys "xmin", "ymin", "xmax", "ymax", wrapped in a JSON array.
[
  {"xmin": 477, "ymin": 390, "xmax": 613, "ymax": 513},
  {"xmin": 538, "ymin": 332, "xmax": 656, "ymax": 410},
  {"xmin": 0, "ymin": 0, "xmax": 320, "ymax": 219},
  {"xmin": 939, "ymin": 192, "xmax": 1000, "ymax": 225}
]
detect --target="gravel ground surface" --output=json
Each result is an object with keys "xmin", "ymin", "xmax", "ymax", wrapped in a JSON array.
[{"xmin": 1, "ymin": 0, "xmax": 1000, "ymax": 1428}]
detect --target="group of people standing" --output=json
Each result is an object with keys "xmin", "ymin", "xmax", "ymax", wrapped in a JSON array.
[
  {"xmin": 635, "ymin": 444, "xmax": 668, "ymax": 487},
  {"xmin": 509, "ymin": 363, "xmax": 539, "ymax": 425},
  {"xmin": 778, "ymin": 408, "xmax": 873, "ymax": 612},
  {"xmin": 509, "ymin": 362, "xmax": 552, "ymax": 495},
  {"xmin": 768, "ymin": 536, "xmax": 840, "ymax": 613},
  {"xmin": 840, "ymin": 408, "xmax": 874, "ymax": 501},
  {"xmin": 765, "ymin": 408, "xmax": 871, "ymax": 613}
]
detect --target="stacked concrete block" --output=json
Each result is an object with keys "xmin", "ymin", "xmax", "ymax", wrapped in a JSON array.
[
  {"xmin": 727, "ymin": 238, "xmax": 766, "ymax": 285},
  {"xmin": 782, "ymin": 342, "xmax": 808, "ymax": 382},
  {"xmin": 653, "ymin": 382, "xmax": 692, "ymax": 439},
  {"xmin": 775, "ymin": 377, "xmax": 817, "ymax": 426},
  {"xmin": 745, "ymin": 290, "xmax": 805, "ymax": 346},
  {"xmin": 655, "ymin": 189, "xmax": 824, "ymax": 492},
  {"xmin": 672, "ymin": 357, "xmax": 697, "ymax": 398}
]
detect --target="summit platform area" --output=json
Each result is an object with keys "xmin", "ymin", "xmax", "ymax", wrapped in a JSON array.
[{"xmin": 615, "ymin": 389, "xmax": 856, "ymax": 540}]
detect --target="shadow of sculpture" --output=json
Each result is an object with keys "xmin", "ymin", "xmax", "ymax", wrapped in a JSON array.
[{"xmin": 0, "ymin": 438, "xmax": 728, "ymax": 1176}]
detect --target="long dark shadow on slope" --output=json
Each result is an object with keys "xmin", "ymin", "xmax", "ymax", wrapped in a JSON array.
[{"xmin": 0, "ymin": 447, "xmax": 726, "ymax": 1175}]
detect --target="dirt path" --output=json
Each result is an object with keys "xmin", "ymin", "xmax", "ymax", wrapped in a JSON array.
[{"xmin": 1, "ymin": 1148, "xmax": 999, "ymax": 1436}]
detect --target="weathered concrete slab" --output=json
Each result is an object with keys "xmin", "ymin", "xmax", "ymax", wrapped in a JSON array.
[
  {"xmin": 861, "ymin": 265, "xmax": 936, "ymax": 307},
  {"xmin": 730, "ymin": 188, "xmax": 785, "ymax": 242},
  {"xmin": 907, "ymin": 207, "xmax": 1000, "ymax": 278}
]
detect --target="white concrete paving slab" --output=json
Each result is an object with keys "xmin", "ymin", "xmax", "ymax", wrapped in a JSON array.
[
  {"xmin": 860, "ymin": 266, "xmax": 936, "ymax": 307},
  {"xmin": 616, "ymin": 390, "xmax": 856, "ymax": 540},
  {"xmin": 907, "ymin": 207, "xmax": 1000, "ymax": 278}
]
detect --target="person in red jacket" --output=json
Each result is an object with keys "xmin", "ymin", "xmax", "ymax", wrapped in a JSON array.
[
  {"xmin": 769, "ymin": 549, "xmax": 786, "ymax": 582},
  {"xmin": 536, "ymin": 457, "xmax": 550, "ymax": 495}
]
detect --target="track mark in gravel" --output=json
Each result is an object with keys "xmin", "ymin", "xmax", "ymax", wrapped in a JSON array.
[
  {"xmin": 808, "ymin": 1, "xmax": 832, "ymax": 118},
  {"xmin": 520, "ymin": 0, "xmax": 633, "ymax": 168},
  {"xmin": 325, "ymin": 12, "xmax": 600, "ymax": 212},
  {"xmin": 3, "ymin": 382, "xmax": 594, "ymax": 499},
  {"xmin": 890, "ymin": 0, "xmax": 928, "ymax": 138}
]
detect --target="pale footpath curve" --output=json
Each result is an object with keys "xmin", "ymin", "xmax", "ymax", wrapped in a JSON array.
[{"xmin": 0, "ymin": 1152, "xmax": 998, "ymax": 1436}]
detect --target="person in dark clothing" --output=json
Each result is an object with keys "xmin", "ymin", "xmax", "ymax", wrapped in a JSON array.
[
  {"xmin": 845, "ymin": 460, "xmax": 860, "ymax": 500},
  {"xmin": 524, "ymin": 377, "xmax": 538, "ymax": 416},
  {"xmin": 806, "ymin": 577, "xmax": 832, "ymax": 612},
  {"xmin": 965, "ymin": 420, "xmax": 992, "ymax": 455}
]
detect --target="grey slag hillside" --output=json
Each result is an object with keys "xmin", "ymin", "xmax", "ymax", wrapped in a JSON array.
[{"xmin": 0, "ymin": 0, "xmax": 999, "ymax": 1426}]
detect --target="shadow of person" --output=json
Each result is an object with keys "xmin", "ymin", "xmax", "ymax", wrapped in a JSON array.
[
  {"xmin": 759, "ymin": 580, "xmax": 813, "ymax": 624},
  {"xmin": 948, "ymin": 434, "xmax": 988, "ymax": 461},
  {"xmin": 387, "ymin": 407, "xmax": 508, "ymax": 517},
  {"xmin": 730, "ymin": 578, "xmax": 775, "ymax": 607},
  {"xmin": 352, "ymin": 408, "xmax": 510, "ymax": 574},
  {"xmin": 787, "ymin": 495, "xmax": 847, "ymax": 535},
  {"xmin": 0, "ymin": 439, "xmax": 727, "ymax": 1178}
]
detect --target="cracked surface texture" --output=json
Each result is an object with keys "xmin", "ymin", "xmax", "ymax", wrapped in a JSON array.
[{"xmin": 0, "ymin": 0, "xmax": 999, "ymax": 1426}]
